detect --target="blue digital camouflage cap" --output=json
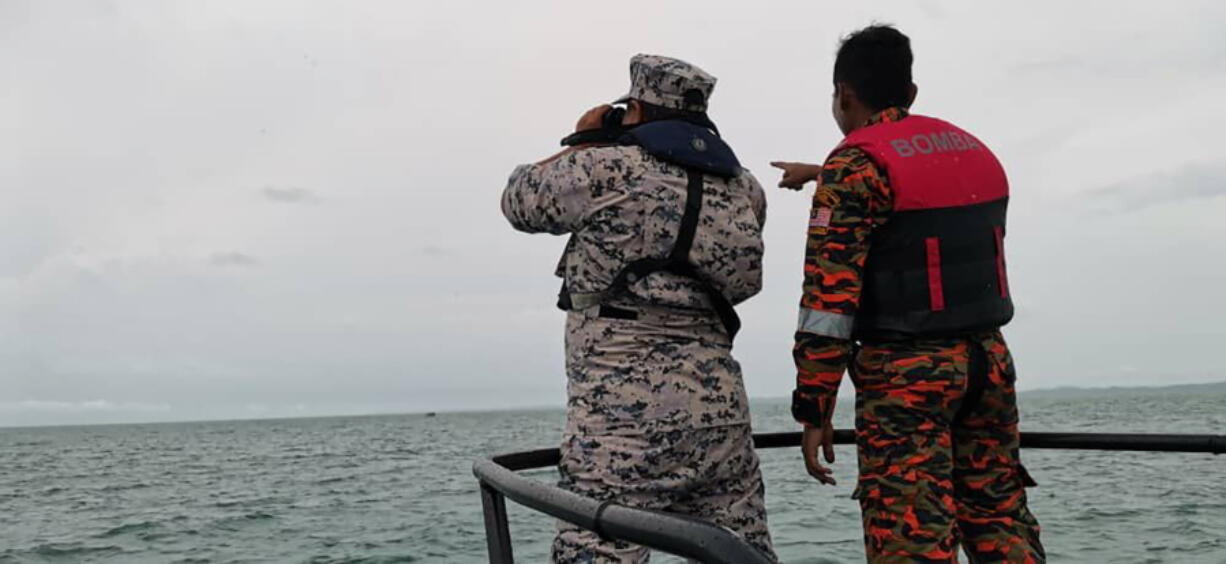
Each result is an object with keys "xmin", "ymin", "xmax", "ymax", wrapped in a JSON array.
[{"xmin": 614, "ymin": 54, "xmax": 716, "ymax": 112}]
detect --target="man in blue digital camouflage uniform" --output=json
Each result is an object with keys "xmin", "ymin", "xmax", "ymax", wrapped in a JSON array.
[{"xmin": 502, "ymin": 54, "xmax": 776, "ymax": 562}]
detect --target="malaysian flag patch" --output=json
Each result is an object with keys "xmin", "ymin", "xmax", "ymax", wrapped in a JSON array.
[{"xmin": 810, "ymin": 207, "xmax": 833, "ymax": 232}]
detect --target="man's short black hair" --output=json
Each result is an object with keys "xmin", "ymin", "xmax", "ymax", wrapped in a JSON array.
[{"xmin": 833, "ymin": 25, "xmax": 913, "ymax": 111}]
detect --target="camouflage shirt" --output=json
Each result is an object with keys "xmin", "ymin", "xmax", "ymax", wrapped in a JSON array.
[
  {"xmin": 504, "ymin": 142, "xmax": 766, "ymax": 433},
  {"xmin": 793, "ymin": 107, "xmax": 905, "ymax": 426},
  {"xmin": 502, "ymin": 144, "xmax": 767, "ymax": 310}
]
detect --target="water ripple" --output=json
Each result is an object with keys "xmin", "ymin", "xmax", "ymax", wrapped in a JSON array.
[{"xmin": 0, "ymin": 396, "xmax": 1222, "ymax": 562}]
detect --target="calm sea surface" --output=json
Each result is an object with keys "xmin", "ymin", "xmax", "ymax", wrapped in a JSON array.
[{"xmin": 2, "ymin": 390, "xmax": 1224, "ymax": 563}]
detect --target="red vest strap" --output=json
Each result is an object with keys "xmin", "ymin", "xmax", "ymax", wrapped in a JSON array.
[
  {"xmin": 925, "ymin": 237, "xmax": 945, "ymax": 311},
  {"xmin": 994, "ymin": 226, "xmax": 1010, "ymax": 298}
]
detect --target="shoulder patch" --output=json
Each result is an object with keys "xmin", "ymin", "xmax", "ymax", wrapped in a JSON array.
[{"xmin": 815, "ymin": 186, "xmax": 840, "ymax": 207}]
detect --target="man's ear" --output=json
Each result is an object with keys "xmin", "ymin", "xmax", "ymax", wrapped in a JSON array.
[
  {"xmin": 906, "ymin": 83, "xmax": 918, "ymax": 108},
  {"xmin": 623, "ymin": 99, "xmax": 644, "ymax": 126},
  {"xmin": 836, "ymin": 82, "xmax": 855, "ymax": 113}
]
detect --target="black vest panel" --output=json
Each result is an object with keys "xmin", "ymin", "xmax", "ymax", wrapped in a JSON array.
[{"xmin": 854, "ymin": 197, "xmax": 1014, "ymax": 342}]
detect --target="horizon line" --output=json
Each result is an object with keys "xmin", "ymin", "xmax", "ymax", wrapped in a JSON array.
[{"xmin": 2, "ymin": 379, "xmax": 1223, "ymax": 431}]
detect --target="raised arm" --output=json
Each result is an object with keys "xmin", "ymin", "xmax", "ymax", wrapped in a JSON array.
[
  {"xmin": 500, "ymin": 148, "xmax": 598, "ymax": 235},
  {"xmin": 501, "ymin": 105, "xmax": 618, "ymax": 235}
]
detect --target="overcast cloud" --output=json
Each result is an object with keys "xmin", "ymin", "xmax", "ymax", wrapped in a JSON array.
[{"xmin": 4, "ymin": 1, "xmax": 1225, "ymax": 426}]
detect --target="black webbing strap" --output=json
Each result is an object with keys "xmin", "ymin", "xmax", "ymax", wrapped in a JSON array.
[
  {"xmin": 668, "ymin": 170, "xmax": 740, "ymax": 339},
  {"xmin": 664, "ymin": 260, "xmax": 742, "ymax": 340},
  {"xmin": 671, "ymin": 168, "xmax": 704, "ymax": 262},
  {"xmin": 698, "ymin": 277, "xmax": 741, "ymax": 339},
  {"xmin": 590, "ymin": 169, "xmax": 742, "ymax": 339}
]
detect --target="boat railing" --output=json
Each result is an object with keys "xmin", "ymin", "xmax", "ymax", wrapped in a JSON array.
[{"xmin": 472, "ymin": 431, "xmax": 1224, "ymax": 563}]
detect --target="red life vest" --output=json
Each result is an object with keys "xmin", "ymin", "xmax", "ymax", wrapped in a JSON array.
[{"xmin": 831, "ymin": 114, "xmax": 1013, "ymax": 341}]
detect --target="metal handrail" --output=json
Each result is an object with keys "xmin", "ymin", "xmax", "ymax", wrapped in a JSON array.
[
  {"xmin": 473, "ymin": 457, "xmax": 774, "ymax": 564},
  {"xmin": 474, "ymin": 431, "xmax": 1224, "ymax": 563},
  {"xmin": 752, "ymin": 430, "xmax": 1225, "ymax": 454}
]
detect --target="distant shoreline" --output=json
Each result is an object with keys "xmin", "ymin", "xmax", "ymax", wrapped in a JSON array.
[
  {"xmin": 1016, "ymin": 380, "xmax": 1226, "ymax": 398},
  {"xmin": 3, "ymin": 380, "xmax": 1223, "ymax": 431}
]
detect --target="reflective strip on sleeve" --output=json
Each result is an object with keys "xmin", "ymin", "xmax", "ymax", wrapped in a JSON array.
[{"xmin": 797, "ymin": 308, "xmax": 855, "ymax": 339}]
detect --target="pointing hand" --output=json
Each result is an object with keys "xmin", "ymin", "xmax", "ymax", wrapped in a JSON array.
[{"xmin": 770, "ymin": 161, "xmax": 823, "ymax": 190}]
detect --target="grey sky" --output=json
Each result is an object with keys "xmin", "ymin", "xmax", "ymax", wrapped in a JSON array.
[{"xmin": 4, "ymin": 1, "xmax": 1225, "ymax": 426}]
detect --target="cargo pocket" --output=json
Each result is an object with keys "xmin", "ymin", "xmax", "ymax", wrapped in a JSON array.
[{"xmin": 852, "ymin": 477, "xmax": 954, "ymax": 550}]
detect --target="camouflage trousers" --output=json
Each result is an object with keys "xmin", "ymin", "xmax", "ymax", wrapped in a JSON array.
[
  {"xmin": 850, "ymin": 331, "xmax": 1044, "ymax": 563},
  {"xmin": 552, "ymin": 423, "xmax": 776, "ymax": 563}
]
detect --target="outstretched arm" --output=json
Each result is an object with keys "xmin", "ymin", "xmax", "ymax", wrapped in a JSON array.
[{"xmin": 770, "ymin": 161, "xmax": 824, "ymax": 190}]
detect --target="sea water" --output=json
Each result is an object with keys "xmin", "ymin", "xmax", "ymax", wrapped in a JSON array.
[{"xmin": 2, "ymin": 389, "xmax": 1224, "ymax": 563}]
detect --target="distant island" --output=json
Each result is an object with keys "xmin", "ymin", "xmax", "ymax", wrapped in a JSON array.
[{"xmin": 1021, "ymin": 380, "xmax": 1226, "ymax": 399}]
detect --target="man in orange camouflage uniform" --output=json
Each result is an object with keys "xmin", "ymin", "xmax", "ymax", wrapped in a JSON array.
[{"xmin": 773, "ymin": 26, "xmax": 1044, "ymax": 563}]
